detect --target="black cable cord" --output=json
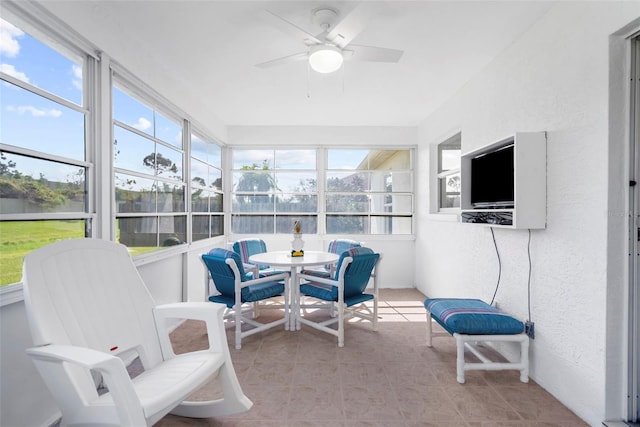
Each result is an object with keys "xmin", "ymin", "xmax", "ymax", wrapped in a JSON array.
[
  {"xmin": 527, "ymin": 229, "xmax": 532, "ymax": 321},
  {"xmin": 489, "ymin": 227, "xmax": 501, "ymax": 305}
]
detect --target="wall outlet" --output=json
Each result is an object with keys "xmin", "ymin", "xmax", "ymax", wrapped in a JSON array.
[{"xmin": 525, "ymin": 321, "xmax": 535, "ymax": 339}]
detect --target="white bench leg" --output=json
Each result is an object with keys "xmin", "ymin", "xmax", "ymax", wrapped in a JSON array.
[
  {"xmin": 425, "ymin": 310, "xmax": 433, "ymax": 347},
  {"xmin": 455, "ymin": 334, "xmax": 466, "ymax": 383}
]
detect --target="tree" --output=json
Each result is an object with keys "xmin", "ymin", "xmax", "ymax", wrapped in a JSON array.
[
  {"xmin": 235, "ymin": 160, "xmax": 278, "ymax": 207},
  {"xmin": 143, "ymin": 153, "xmax": 178, "ymax": 176}
]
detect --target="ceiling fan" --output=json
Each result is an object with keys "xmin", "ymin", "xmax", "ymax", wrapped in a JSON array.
[{"xmin": 255, "ymin": 4, "xmax": 404, "ymax": 74}]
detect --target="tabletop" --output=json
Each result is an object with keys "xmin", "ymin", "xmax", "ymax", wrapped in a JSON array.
[{"xmin": 249, "ymin": 250, "xmax": 339, "ymax": 268}]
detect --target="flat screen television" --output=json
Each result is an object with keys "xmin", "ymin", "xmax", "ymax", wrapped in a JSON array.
[{"xmin": 470, "ymin": 143, "xmax": 514, "ymax": 208}]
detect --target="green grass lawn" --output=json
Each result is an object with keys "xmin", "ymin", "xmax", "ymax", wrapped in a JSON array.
[
  {"xmin": 0, "ymin": 221, "xmax": 172, "ymax": 286},
  {"xmin": 0, "ymin": 220, "xmax": 86, "ymax": 286}
]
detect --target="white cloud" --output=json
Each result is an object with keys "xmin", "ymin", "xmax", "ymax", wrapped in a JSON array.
[
  {"xmin": 72, "ymin": 64, "xmax": 82, "ymax": 90},
  {"xmin": 0, "ymin": 19, "xmax": 24, "ymax": 58},
  {"xmin": 0, "ymin": 63, "xmax": 29, "ymax": 83},
  {"xmin": 6, "ymin": 105, "xmax": 62, "ymax": 118},
  {"xmin": 133, "ymin": 117, "xmax": 152, "ymax": 131}
]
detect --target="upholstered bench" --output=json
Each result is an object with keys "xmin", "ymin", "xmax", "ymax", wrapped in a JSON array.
[{"xmin": 424, "ymin": 298, "xmax": 529, "ymax": 384}]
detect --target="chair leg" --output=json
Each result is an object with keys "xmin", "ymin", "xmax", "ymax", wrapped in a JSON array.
[
  {"xmin": 235, "ymin": 305, "xmax": 242, "ymax": 350},
  {"xmin": 337, "ymin": 302, "xmax": 345, "ymax": 348}
]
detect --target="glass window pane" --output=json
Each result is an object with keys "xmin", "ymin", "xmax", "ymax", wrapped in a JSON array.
[
  {"xmin": 275, "ymin": 215, "xmax": 317, "ymax": 234},
  {"xmin": 157, "ymin": 182, "xmax": 184, "ymax": 213},
  {"xmin": 368, "ymin": 150, "xmax": 411, "ymax": 170},
  {"xmin": 154, "ymin": 145, "xmax": 182, "ymax": 180},
  {"xmin": 0, "ymin": 219, "xmax": 86, "ymax": 286},
  {"xmin": 327, "ymin": 149, "xmax": 369, "ymax": 170},
  {"xmin": 276, "ymin": 172, "xmax": 317, "ymax": 193},
  {"xmin": 275, "ymin": 150, "xmax": 316, "ymax": 169},
  {"xmin": 326, "ymin": 194, "xmax": 369, "ymax": 213},
  {"xmin": 210, "ymin": 167, "xmax": 222, "ymax": 191},
  {"xmin": 370, "ymin": 194, "xmax": 412, "ymax": 214},
  {"xmin": 115, "ymin": 174, "xmax": 155, "ymax": 213},
  {"xmin": 191, "ymin": 135, "xmax": 208, "ymax": 162},
  {"xmin": 192, "ymin": 215, "xmax": 210, "ymax": 241},
  {"xmin": 159, "ymin": 215, "xmax": 186, "ymax": 245},
  {"xmin": 210, "ymin": 193, "xmax": 223, "ymax": 212},
  {"xmin": 371, "ymin": 171, "xmax": 412, "ymax": 192},
  {"xmin": 0, "ymin": 152, "xmax": 86, "ymax": 214},
  {"xmin": 440, "ymin": 149, "xmax": 461, "ymax": 172},
  {"xmin": 276, "ymin": 194, "xmax": 317, "ymax": 213},
  {"xmin": 440, "ymin": 172, "xmax": 461, "ymax": 208},
  {"xmin": 326, "ymin": 215, "xmax": 367, "ymax": 234},
  {"xmin": 191, "ymin": 158, "xmax": 209, "ymax": 188},
  {"xmin": 117, "ymin": 216, "xmax": 158, "ymax": 250},
  {"xmin": 113, "ymin": 86, "xmax": 154, "ymax": 136},
  {"xmin": 1, "ymin": 83, "xmax": 85, "ymax": 160},
  {"xmin": 326, "ymin": 172, "xmax": 369, "ymax": 192},
  {"xmin": 232, "ymin": 215, "xmax": 274, "ymax": 234},
  {"xmin": 371, "ymin": 216, "xmax": 412, "ymax": 235},
  {"xmin": 0, "ymin": 19, "xmax": 82, "ymax": 105},
  {"xmin": 154, "ymin": 112, "xmax": 181, "ymax": 147},
  {"xmin": 232, "ymin": 193, "xmax": 273, "ymax": 212},
  {"xmin": 192, "ymin": 189, "xmax": 208, "ymax": 212},
  {"xmin": 233, "ymin": 171, "xmax": 276, "ymax": 192},
  {"xmin": 114, "ymin": 126, "xmax": 155, "ymax": 174},
  {"xmin": 233, "ymin": 149, "xmax": 273, "ymax": 170}
]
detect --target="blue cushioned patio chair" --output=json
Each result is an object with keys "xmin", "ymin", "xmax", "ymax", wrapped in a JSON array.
[
  {"xmin": 232, "ymin": 238, "xmax": 285, "ymax": 279},
  {"xmin": 297, "ymin": 247, "xmax": 380, "ymax": 347},
  {"xmin": 300, "ymin": 239, "xmax": 362, "ymax": 279},
  {"xmin": 202, "ymin": 248, "xmax": 290, "ymax": 349}
]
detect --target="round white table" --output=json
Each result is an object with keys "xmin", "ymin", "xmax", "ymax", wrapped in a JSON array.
[{"xmin": 249, "ymin": 250, "xmax": 339, "ymax": 330}]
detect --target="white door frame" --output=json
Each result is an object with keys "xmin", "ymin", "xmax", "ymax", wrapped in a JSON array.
[{"xmin": 629, "ymin": 33, "xmax": 640, "ymax": 423}]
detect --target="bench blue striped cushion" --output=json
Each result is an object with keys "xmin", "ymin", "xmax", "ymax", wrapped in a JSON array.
[{"xmin": 424, "ymin": 298, "xmax": 524, "ymax": 335}]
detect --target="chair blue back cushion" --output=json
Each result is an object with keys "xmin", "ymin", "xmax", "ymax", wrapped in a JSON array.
[
  {"xmin": 202, "ymin": 248, "xmax": 284, "ymax": 308},
  {"xmin": 424, "ymin": 298, "xmax": 524, "ymax": 335},
  {"xmin": 233, "ymin": 239, "xmax": 268, "ymax": 268},
  {"xmin": 301, "ymin": 247, "xmax": 378, "ymax": 307}
]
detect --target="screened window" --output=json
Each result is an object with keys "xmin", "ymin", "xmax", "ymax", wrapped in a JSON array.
[
  {"xmin": 231, "ymin": 149, "xmax": 317, "ymax": 234},
  {"xmin": 0, "ymin": 17, "xmax": 91, "ymax": 286},
  {"xmin": 112, "ymin": 84, "xmax": 186, "ymax": 253},
  {"xmin": 437, "ymin": 133, "xmax": 461, "ymax": 210},
  {"xmin": 326, "ymin": 149, "xmax": 413, "ymax": 234},
  {"xmin": 191, "ymin": 132, "xmax": 223, "ymax": 241}
]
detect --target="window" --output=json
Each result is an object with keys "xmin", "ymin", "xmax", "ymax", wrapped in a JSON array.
[
  {"xmin": 191, "ymin": 132, "xmax": 223, "ymax": 241},
  {"xmin": 231, "ymin": 149, "xmax": 317, "ymax": 234},
  {"xmin": 437, "ymin": 133, "xmax": 461, "ymax": 211},
  {"xmin": 326, "ymin": 149, "xmax": 413, "ymax": 234},
  {"xmin": 0, "ymin": 17, "xmax": 92, "ymax": 286},
  {"xmin": 112, "ymin": 84, "xmax": 186, "ymax": 253}
]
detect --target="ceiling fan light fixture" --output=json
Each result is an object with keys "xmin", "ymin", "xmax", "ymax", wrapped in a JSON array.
[{"xmin": 309, "ymin": 45, "xmax": 343, "ymax": 73}]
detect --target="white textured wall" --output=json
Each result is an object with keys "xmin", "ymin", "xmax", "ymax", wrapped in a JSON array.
[{"xmin": 416, "ymin": 3, "xmax": 640, "ymax": 425}]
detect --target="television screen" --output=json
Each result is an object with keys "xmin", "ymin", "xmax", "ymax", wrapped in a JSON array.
[{"xmin": 470, "ymin": 144, "xmax": 514, "ymax": 208}]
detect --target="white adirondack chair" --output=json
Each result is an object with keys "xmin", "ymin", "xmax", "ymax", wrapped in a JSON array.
[{"xmin": 22, "ymin": 238, "xmax": 252, "ymax": 426}]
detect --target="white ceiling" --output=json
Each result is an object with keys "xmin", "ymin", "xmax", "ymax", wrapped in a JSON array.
[{"xmin": 38, "ymin": 0, "xmax": 556, "ymax": 127}]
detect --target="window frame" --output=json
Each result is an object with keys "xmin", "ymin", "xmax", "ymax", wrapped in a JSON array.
[
  {"xmin": 0, "ymin": 12, "xmax": 96, "ymax": 292},
  {"xmin": 432, "ymin": 132, "xmax": 461, "ymax": 215}
]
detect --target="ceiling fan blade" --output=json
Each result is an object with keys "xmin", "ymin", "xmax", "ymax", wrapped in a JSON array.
[
  {"xmin": 346, "ymin": 45, "xmax": 404, "ymax": 63},
  {"xmin": 255, "ymin": 52, "xmax": 308, "ymax": 69},
  {"xmin": 263, "ymin": 10, "xmax": 323, "ymax": 46},
  {"xmin": 326, "ymin": 3, "xmax": 377, "ymax": 48}
]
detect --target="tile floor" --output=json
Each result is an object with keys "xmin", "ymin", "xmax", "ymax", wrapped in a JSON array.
[{"xmin": 155, "ymin": 289, "xmax": 588, "ymax": 427}]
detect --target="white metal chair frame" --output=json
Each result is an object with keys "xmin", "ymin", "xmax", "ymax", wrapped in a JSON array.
[{"xmin": 297, "ymin": 254, "xmax": 380, "ymax": 347}]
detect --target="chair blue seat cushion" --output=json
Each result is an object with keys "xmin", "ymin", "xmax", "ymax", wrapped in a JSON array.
[
  {"xmin": 210, "ymin": 281, "xmax": 285, "ymax": 308},
  {"xmin": 424, "ymin": 298, "xmax": 524, "ymax": 335},
  {"xmin": 300, "ymin": 282, "xmax": 374, "ymax": 307}
]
